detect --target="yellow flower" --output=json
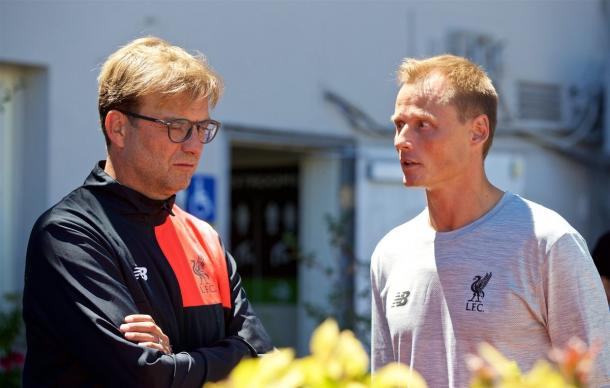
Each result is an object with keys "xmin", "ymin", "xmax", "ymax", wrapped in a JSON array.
[
  {"xmin": 309, "ymin": 319, "xmax": 368, "ymax": 381},
  {"xmin": 310, "ymin": 319, "xmax": 340, "ymax": 361},
  {"xmin": 207, "ymin": 348, "xmax": 301, "ymax": 388},
  {"xmin": 335, "ymin": 330, "xmax": 369, "ymax": 379},
  {"xmin": 373, "ymin": 362, "xmax": 427, "ymax": 388},
  {"xmin": 208, "ymin": 321, "xmax": 598, "ymax": 388},
  {"xmin": 522, "ymin": 361, "xmax": 576, "ymax": 388},
  {"xmin": 477, "ymin": 342, "xmax": 521, "ymax": 380}
]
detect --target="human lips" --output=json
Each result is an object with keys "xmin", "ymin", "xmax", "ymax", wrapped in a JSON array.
[
  {"xmin": 173, "ymin": 162, "xmax": 196, "ymax": 169},
  {"xmin": 400, "ymin": 158, "xmax": 421, "ymax": 169}
]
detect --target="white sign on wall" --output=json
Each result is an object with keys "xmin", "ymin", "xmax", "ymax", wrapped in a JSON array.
[{"xmin": 367, "ymin": 152, "xmax": 525, "ymax": 196}]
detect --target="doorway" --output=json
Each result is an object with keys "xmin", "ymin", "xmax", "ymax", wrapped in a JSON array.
[
  {"xmin": 226, "ymin": 126, "xmax": 354, "ymax": 354},
  {"xmin": 230, "ymin": 147, "xmax": 301, "ymax": 348}
]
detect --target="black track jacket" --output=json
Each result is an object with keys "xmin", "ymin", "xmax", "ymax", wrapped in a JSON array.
[{"xmin": 23, "ymin": 162, "xmax": 272, "ymax": 387}]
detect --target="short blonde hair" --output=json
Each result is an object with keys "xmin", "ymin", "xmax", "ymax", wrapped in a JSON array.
[
  {"xmin": 98, "ymin": 36, "xmax": 223, "ymax": 146},
  {"xmin": 397, "ymin": 55, "xmax": 498, "ymax": 158}
]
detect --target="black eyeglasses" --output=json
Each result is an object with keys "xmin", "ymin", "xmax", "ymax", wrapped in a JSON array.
[{"xmin": 117, "ymin": 110, "xmax": 221, "ymax": 144}]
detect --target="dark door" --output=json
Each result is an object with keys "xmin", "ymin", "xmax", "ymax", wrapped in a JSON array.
[{"xmin": 230, "ymin": 166, "xmax": 299, "ymax": 347}]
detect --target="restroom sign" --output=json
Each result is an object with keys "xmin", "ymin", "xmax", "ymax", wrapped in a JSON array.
[{"xmin": 186, "ymin": 174, "xmax": 216, "ymax": 222}]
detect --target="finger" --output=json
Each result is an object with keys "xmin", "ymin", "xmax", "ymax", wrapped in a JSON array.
[
  {"xmin": 138, "ymin": 341, "xmax": 164, "ymax": 352},
  {"xmin": 159, "ymin": 333, "xmax": 172, "ymax": 354},
  {"xmin": 136, "ymin": 338, "xmax": 171, "ymax": 355},
  {"xmin": 121, "ymin": 322, "xmax": 166, "ymax": 340},
  {"xmin": 120, "ymin": 316, "xmax": 172, "ymax": 354},
  {"xmin": 123, "ymin": 331, "xmax": 171, "ymax": 351},
  {"xmin": 159, "ymin": 332, "xmax": 170, "ymax": 346},
  {"xmin": 123, "ymin": 331, "xmax": 158, "ymax": 343},
  {"xmin": 119, "ymin": 321, "xmax": 156, "ymax": 333},
  {"xmin": 124, "ymin": 314, "xmax": 154, "ymax": 323}
]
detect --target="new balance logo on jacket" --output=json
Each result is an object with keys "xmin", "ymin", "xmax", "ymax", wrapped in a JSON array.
[{"xmin": 133, "ymin": 266, "xmax": 148, "ymax": 281}]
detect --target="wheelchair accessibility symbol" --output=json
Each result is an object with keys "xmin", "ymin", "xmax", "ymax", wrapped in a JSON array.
[{"xmin": 186, "ymin": 174, "xmax": 216, "ymax": 222}]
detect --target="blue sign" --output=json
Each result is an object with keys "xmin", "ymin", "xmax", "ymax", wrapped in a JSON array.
[{"xmin": 185, "ymin": 174, "xmax": 216, "ymax": 222}]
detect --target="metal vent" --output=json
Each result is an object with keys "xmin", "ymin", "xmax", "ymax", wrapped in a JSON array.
[{"xmin": 517, "ymin": 81, "xmax": 561, "ymax": 121}]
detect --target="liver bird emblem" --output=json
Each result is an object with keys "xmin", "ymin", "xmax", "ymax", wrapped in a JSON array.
[
  {"xmin": 191, "ymin": 255, "xmax": 213, "ymax": 294},
  {"xmin": 469, "ymin": 272, "xmax": 492, "ymax": 302}
]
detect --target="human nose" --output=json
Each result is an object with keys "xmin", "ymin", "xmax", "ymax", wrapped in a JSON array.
[
  {"xmin": 181, "ymin": 128, "xmax": 203, "ymax": 154},
  {"xmin": 394, "ymin": 123, "xmax": 413, "ymax": 150}
]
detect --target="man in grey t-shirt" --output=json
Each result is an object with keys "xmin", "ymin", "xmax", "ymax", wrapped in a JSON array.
[{"xmin": 371, "ymin": 55, "xmax": 610, "ymax": 387}]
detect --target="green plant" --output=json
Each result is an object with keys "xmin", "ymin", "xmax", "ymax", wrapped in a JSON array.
[
  {"xmin": 284, "ymin": 212, "xmax": 371, "ymax": 337},
  {"xmin": 0, "ymin": 293, "xmax": 25, "ymax": 388}
]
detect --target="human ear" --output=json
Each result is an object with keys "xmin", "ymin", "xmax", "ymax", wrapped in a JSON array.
[
  {"xmin": 104, "ymin": 110, "xmax": 128, "ymax": 149},
  {"xmin": 470, "ymin": 114, "xmax": 490, "ymax": 145}
]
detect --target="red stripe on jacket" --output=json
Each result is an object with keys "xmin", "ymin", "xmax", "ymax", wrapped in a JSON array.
[{"xmin": 155, "ymin": 206, "xmax": 231, "ymax": 308}]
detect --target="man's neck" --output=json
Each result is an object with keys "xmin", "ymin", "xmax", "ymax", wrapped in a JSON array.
[
  {"xmin": 425, "ymin": 179, "xmax": 503, "ymax": 232},
  {"xmin": 103, "ymin": 156, "xmax": 169, "ymax": 200},
  {"xmin": 103, "ymin": 157, "xmax": 118, "ymax": 181}
]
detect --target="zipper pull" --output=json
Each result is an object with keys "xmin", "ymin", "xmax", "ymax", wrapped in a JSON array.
[{"xmin": 162, "ymin": 200, "xmax": 175, "ymax": 216}]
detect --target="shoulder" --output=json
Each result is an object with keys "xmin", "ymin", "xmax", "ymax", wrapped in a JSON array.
[
  {"xmin": 520, "ymin": 196, "xmax": 573, "ymax": 228},
  {"xmin": 172, "ymin": 205, "xmax": 218, "ymax": 236},
  {"xmin": 26, "ymin": 187, "xmax": 116, "ymax": 267},
  {"xmin": 499, "ymin": 193, "xmax": 579, "ymax": 244},
  {"xmin": 372, "ymin": 210, "xmax": 428, "ymax": 264},
  {"xmin": 31, "ymin": 186, "xmax": 101, "ymax": 238}
]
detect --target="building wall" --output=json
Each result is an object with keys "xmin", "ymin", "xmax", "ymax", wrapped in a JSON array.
[{"xmin": 2, "ymin": 1, "xmax": 604, "ymax": 203}]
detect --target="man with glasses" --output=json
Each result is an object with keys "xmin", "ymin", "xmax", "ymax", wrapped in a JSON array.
[{"xmin": 23, "ymin": 37, "xmax": 272, "ymax": 387}]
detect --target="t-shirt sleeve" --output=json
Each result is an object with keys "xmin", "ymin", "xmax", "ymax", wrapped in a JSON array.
[
  {"xmin": 370, "ymin": 250, "xmax": 394, "ymax": 372},
  {"xmin": 543, "ymin": 232, "xmax": 610, "ymax": 386}
]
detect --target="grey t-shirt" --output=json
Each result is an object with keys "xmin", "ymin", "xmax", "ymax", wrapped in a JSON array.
[{"xmin": 371, "ymin": 192, "xmax": 610, "ymax": 387}]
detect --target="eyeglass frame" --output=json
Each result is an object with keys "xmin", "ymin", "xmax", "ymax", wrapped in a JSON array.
[{"xmin": 116, "ymin": 109, "xmax": 221, "ymax": 144}]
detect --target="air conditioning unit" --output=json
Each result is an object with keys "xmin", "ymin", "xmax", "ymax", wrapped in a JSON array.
[{"xmin": 513, "ymin": 80, "xmax": 565, "ymax": 131}]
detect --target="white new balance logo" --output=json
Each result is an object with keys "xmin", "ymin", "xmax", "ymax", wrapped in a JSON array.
[{"xmin": 133, "ymin": 266, "xmax": 148, "ymax": 281}]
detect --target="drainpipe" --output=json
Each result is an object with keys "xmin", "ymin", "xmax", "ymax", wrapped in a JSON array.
[{"xmin": 339, "ymin": 146, "xmax": 356, "ymax": 330}]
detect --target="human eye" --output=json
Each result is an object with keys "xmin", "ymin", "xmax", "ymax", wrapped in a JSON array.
[
  {"xmin": 168, "ymin": 120, "xmax": 189, "ymax": 133},
  {"xmin": 166, "ymin": 119, "xmax": 191, "ymax": 141},
  {"xmin": 418, "ymin": 120, "xmax": 432, "ymax": 129},
  {"xmin": 199, "ymin": 120, "xmax": 217, "ymax": 132}
]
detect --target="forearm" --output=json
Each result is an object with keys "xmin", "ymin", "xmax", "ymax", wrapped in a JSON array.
[{"xmin": 224, "ymin": 250, "xmax": 273, "ymax": 354}]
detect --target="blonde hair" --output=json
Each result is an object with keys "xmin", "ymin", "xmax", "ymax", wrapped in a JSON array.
[
  {"xmin": 397, "ymin": 55, "xmax": 498, "ymax": 157},
  {"xmin": 97, "ymin": 36, "xmax": 224, "ymax": 146}
]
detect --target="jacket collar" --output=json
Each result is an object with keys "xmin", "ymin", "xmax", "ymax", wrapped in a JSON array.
[{"xmin": 83, "ymin": 161, "xmax": 175, "ymax": 225}]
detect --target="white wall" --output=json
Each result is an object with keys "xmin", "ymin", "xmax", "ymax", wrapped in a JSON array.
[
  {"xmin": 520, "ymin": 144, "xmax": 593, "ymax": 237},
  {"xmin": 0, "ymin": 67, "xmax": 24, "ymax": 298},
  {"xmin": 0, "ymin": 65, "xmax": 48, "ymax": 296},
  {"xmin": 298, "ymin": 152, "xmax": 340, "ymax": 355},
  {"xmin": 0, "ymin": 1, "xmax": 402, "ymax": 204},
  {"xmin": 2, "ymin": 1, "xmax": 604, "ymax": 206}
]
